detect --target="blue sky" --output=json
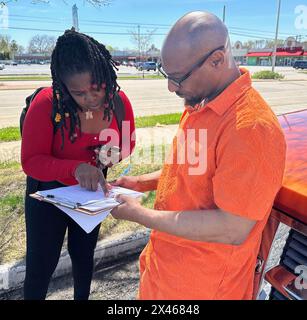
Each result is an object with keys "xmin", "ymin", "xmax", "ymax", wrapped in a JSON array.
[{"xmin": 0, "ymin": 0, "xmax": 306, "ymax": 50}]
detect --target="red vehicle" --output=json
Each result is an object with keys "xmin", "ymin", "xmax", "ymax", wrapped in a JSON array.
[{"xmin": 255, "ymin": 109, "xmax": 307, "ymax": 300}]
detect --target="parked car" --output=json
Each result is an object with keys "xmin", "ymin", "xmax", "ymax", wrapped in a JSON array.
[
  {"xmin": 293, "ymin": 60, "xmax": 307, "ymax": 69},
  {"xmin": 10, "ymin": 61, "xmax": 18, "ymax": 66},
  {"xmin": 135, "ymin": 62, "xmax": 142, "ymax": 69},
  {"xmin": 0, "ymin": 64, "xmax": 5, "ymax": 70},
  {"xmin": 138, "ymin": 61, "xmax": 157, "ymax": 71},
  {"xmin": 255, "ymin": 108, "xmax": 307, "ymax": 300}
]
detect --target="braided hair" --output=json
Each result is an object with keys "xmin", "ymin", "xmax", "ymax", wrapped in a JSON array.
[{"xmin": 50, "ymin": 28, "xmax": 120, "ymax": 149}]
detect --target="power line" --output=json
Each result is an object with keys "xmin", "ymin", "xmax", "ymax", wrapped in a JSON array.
[
  {"xmin": 6, "ymin": 26, "xmax": 168, "ymax": 36},
  {"xmin": 229, "ymin": 32, "xmax": 273, "ymax": 40},
  {"xmin": 229, "ymin": 26, "xmax": 295, "ymax": 37},
  {"xmin": 6, "ymin": 17, "xmax": 301, "ymax": 38},
  {"xmin": 6, "ymin": 17, "xmax": 170, "ymax": 30},
  {"xmin": 8, "ymin": 25, "xmax": 303, "ymax": 41},
  {"xmin": 7, "ymin": 14, "xmax": 172, "ymax": 27},
  {"xmin": 7, "ymin": 14, "xmax": 305, "ymax": 37},
  {"xmin": 5, "ymin": 15, "xmax": 307, "ymax": 43}
]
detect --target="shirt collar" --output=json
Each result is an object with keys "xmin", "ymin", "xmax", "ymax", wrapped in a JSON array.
[{"xmin": 185, "ymin": 68, "xmax": 252, "ymax": 116}]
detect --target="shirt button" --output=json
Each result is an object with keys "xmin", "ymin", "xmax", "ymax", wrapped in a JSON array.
[{"xmin": 92, "ymin": 156, "xmax": 95, "ymax": 160}]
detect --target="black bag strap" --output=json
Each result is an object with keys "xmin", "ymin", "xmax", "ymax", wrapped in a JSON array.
[
  {"xmin": 25, "ymin": 87, "xmax": 46, "ymax": 107},
  {"xmin": 20, "ymin": 87, "xmax": 46, "ymax": 136}
]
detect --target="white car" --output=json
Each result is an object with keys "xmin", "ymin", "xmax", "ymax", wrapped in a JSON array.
[{"xmin": 0, "ymin": 64, "xmax": 5, "ymax": 70}]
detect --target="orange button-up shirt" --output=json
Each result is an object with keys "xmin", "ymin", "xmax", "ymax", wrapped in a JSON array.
[{"xmin": 138, "ymin": 69, "xmax": 286, "ymax": 300}]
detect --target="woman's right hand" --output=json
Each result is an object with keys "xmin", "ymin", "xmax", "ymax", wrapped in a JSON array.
[
  {"xmin": 74, "ymin": 163, "xmax": 111, "ymax": 195},
  {"xmin": 111, "ymin": 176, "xmax": 141, "ymax": 192}
]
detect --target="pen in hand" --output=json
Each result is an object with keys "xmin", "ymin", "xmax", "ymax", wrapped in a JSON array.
[
  {"xmin": 108, "ymin": 164, "xmax": 132, "ymax": 184},
  {"xmin": 120, "ymin": 164, "xmax": 132, "ymax": 177}
]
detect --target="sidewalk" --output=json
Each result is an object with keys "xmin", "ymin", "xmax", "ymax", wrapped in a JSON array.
[{"xmin": 0, "ymin": 80, "xmax": 52, "ymax": 91}]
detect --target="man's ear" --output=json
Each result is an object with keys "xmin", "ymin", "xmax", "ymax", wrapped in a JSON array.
[{"xmin": 211, "ymin": 51, "xmax": 225, "ymax": 68}]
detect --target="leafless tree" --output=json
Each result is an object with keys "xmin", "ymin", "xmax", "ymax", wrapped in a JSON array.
[
  {"xmin": 28, "ymin": 34, "xmax": 56, "ymax": 54},
  {"xmin": 243, "ymin": 39, "xmax": 285, "ymax": 50},
  {"xmin": 129, "ymin": 27, "xmax": 157, "ymax": 60}
]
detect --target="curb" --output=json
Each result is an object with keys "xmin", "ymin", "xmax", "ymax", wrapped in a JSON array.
[{"xmin": 0, "ymin": 229, "xmax": 150, "ymax": 296}]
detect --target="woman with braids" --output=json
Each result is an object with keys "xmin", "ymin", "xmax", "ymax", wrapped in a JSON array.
[{"xmin": 21, "ymin": 29, "xmax": 135, "ymax": 300}]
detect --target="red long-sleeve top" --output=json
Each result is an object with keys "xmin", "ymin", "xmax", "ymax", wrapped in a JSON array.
[{"xmin": 21, "ymin": 87, "xmax": 136, "ymax": 185}]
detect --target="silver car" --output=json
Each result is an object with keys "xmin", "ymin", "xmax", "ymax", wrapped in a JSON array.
[{"xmin": 138, "ymin": 61, "xmax": 157, "ymax": 71}]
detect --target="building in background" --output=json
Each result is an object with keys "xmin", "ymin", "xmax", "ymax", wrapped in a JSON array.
[
  {"xmin": 14, "ymin": 53, "xmax": 51, "ymax": 64},
  {"xmin": 246, "ymin": 48, "xmax": 273, "ymax": 66},
  {"xmin": 111, "ymin": 47, "xmax": 161, "ymax": 65},
  {"xmin": 245, "ymin": 37, "xmax": 307, "ymax": 66},
  {"xmin": 232, "ymin": 41, "xmax": 248, "ymax": 66}
]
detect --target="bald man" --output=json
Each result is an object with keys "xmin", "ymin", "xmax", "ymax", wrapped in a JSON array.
[{"xmin": 111, "ymin": 12, "xmax": 286, "ymax": 300}]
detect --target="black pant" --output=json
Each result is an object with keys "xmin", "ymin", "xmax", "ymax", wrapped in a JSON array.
[{"xmin": 24, "ymin": 176, "xmax": 101, "ymax": 300}]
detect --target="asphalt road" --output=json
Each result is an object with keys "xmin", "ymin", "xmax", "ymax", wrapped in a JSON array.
[
  {"xmin": 1, "ymin": 254, "xmax": 140, "ymax": 300},
  {"xmin": 0, "ymin": 65, "xmax": 155, "ymax": 76},
  {"xmin": 1, "ymin": 78, "xmax": 307, "ymax": 128}
]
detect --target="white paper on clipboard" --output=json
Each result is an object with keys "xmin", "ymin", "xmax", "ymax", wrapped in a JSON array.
[{"xmin": 33, "ymin": 185, "xmax": 144, "ymax": 233}]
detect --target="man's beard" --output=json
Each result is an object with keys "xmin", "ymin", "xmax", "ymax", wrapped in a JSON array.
[
  {"xmin": 184, "ymin": 96, "xmax": 204, "ymax": 107},
  {"xmin": 176, "ymin": 91, "xmax": 205, "ymax": 107}
]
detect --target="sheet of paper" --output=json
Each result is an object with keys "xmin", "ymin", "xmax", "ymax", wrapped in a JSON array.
[
  {"xmin": 56, "ymin": 205, "xmax": 111, "ymax": 234},
  {"xmin": 79, "ymin": 198, "xmax": 118, "ymax": 211},
  {"xmin": 37, "ymin": 185, "xmax": 144, "ymax": 212}
]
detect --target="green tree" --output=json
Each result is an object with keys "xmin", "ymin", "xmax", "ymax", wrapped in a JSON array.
[
  {"xmin": 0, "ymin": 35, "xmax": 11, "ymax": 60},
  {"xmin": 106, "ymin": 45, "xmax": 117, "ymax": 53},
  {"xmin": 0, "ymin": 35, "xmax": 10, "ymax": 53},
  {"xmin": 10, "ymin": 40, "xmax": 18, "ymax": 59}
]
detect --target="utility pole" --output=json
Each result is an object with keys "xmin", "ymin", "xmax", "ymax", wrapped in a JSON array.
[
  {"xmin": 138, "ymin": 24, "xmax": 141, "ymax": 62},
  {"xmin": 223, "ymin": 5, "xmax": 226, "ymax": 23},
  {"xmin": 272, "ymin": 0, "xmax": 281, "ymax": 73},
  {"xmin": 72, "ymin": 4, "xmax": 79, "ymax": 32}
]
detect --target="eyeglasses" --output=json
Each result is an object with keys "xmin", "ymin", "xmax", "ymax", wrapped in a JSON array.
[{"xmin": 158, "ymin": 45, "xmax": 225, "ymax": 87}]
